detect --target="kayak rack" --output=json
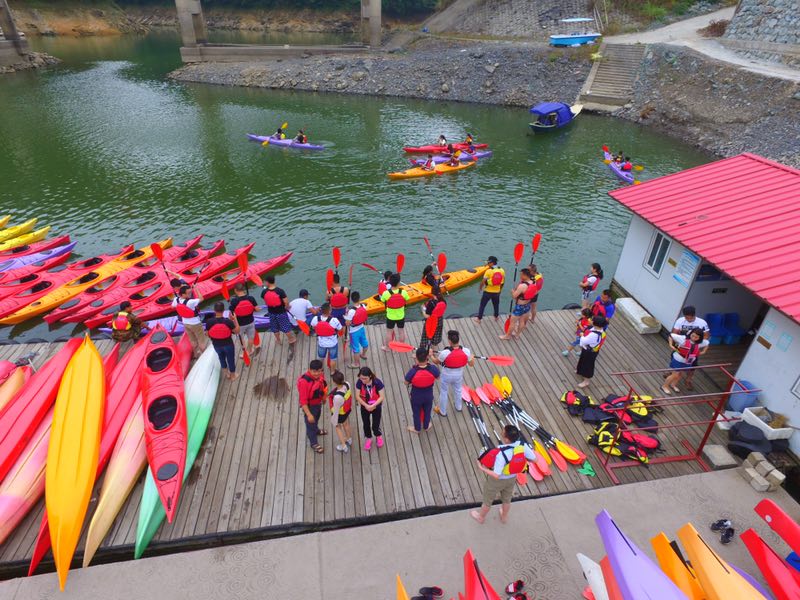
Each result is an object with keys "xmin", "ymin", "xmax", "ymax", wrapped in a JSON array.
[{"xmin": 596, "ymin": 364, "xmax": 759, "ymax": 485}]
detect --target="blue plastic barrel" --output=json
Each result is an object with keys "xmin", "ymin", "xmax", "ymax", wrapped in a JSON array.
[{"xmin": 727, "ymin": 379, "xmax": 759, "ymax": 412}]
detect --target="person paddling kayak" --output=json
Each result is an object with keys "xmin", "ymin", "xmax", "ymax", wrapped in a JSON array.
[
  {"xmin": 421, "ymin": 154, "xmax": 435, "ymax": 171},
  {"xmin": 272, "ymin": 126, "xmax": 286, "ymax": 140},
  {"xmin": 446, "ymin": 150, "xmax": 461, "ymax": 167},
  {"xmin": 294, "ymin": 129, "xmax": 308, "ymax": 144}
]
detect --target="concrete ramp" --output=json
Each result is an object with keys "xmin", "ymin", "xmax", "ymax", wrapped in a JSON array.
[{"xmin": 580, "ymin": 42, "xmax": 646, "ymax": 110}]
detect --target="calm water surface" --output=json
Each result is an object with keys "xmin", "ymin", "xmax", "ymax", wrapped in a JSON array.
[{"xmin": 0, "ymin": 31, "xmax": 712, "ymax": 341}]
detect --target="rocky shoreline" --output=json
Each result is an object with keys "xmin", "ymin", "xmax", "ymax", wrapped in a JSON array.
[
  {"xmin": 0, "ymin": 51, "xmax": 59, "ymax": 74},
  {"xmin": 170, "ymin": 39, "xmax": 591, "ymax": 108}
]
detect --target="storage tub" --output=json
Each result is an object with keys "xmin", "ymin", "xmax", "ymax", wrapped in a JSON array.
[
  {"xmin": 727, "ymin": 379, "xmax": 759, "ymax": 412},
  {"xmin": 742, "ymin": 406, "xmax": 793, "ymax": 441}
]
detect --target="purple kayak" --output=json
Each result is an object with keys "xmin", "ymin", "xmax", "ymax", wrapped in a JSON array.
[
  {"xmin": 0, "ymin": 241, "xmax": 77, "ymax": 273},
  {"xmin": 247, "ymin": 133, "xmax": 324, "ymax": 151},
  {"xmin": 603, "ymin": 150, "xmax": 636, "ymax": 185},
  {"xmin": 410, "ymin": 150, "xmax": 493, "ymax": 166},
  {"xmin": 596, "ymin": 510, "xmax": 686, "ymax": 600}
]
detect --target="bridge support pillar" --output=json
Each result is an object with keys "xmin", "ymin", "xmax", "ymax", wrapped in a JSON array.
[
  {"xmin": 361, "ymin": 0, "xmax": 381, "ymax": 47},
  {"xmin": 175, "ymin": 0, "xmax": 207, "ymax": 47}
]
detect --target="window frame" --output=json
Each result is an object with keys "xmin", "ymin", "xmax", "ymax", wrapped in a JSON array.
[{"xmin": 644, "ymin": 230, "xmax": 671, "ymax": 277}]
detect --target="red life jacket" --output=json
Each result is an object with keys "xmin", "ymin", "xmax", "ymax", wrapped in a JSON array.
[
  {"xmin": 351, "ymin": 304, "xmax": 368, "ymax": 326},
  {"xmin": 359, "ymin": 381, "xmax": 380, "ymax": 404},
  {"xmin": 443, "ymin": 346, "xmax": 468, "ymax": 368},
  {"xmin": 208, "ymin": 319, "xmax": 233, "ymax": 340},
  {"xmin": 315, "ymin": 315, "xmax": 337, "ymax": 337},
  {"xmin": 329, "ymin": 286, "xmax": 348, "ymax": 309},
  {"xmin": 175, "ymin": 298, "xmax": 198, "ymax": 319},
  {"xmin": 410, "ymin": 366, "xmax": 437, "ymax": 388},
  {"xmin": 300, "ymin": 373, "xmax": 327, "ymax": 404},
  {"xmin": 478, "ymin": 444, "xmax": 529, "ymax": 475},
  {"xmin": 377, "ymin": 280, "xmax": 387, "ymax": 295},
  {"xmin": 111, "ymin": 311, "xmax": 131, "ymax": 331},
  {"xmin": 385, "ymin": 289, "xmax": 406, "ymax": 309},
  {"xmin": 622, "ymin": 162, "xmax": 632, "ymax": 171},
  {"xmin": 233, "ymin": 296, "xmax": 256, "ymax": 317},
  {"xmin": 575, "ymin": 317, "xmax": 592, "ymax": 336},
  {"xmin": 329, "ymin": 384, "xmax": 352, "ymax": 415},
  {"xmin": 582, "ymin": 273, "xmax": 600, "ymax": 292},
  {"xmin": 490, "ymin": 270, "xmax": 504, "ymax": 286},
  {"xmin": 677, "ymin": 339, "xmax": 701, "ymax": 363},
  {"xmin": 263, "ymin": 288, "xmax": 282, "ymax": 308},
  {"xmin": 591, "ymin": 299, "xmax": 607, "ymax": 318},
  {"xmin": 523, "ymin": 274, "xmax": 543, "ymax": 301}
]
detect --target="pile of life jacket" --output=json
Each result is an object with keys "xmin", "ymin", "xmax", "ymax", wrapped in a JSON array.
[{"xmin": 586, "ymin": 421, "xmax": 659, "ymax": 465}]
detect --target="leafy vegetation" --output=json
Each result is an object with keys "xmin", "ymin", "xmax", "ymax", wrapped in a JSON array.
[{"xmin": 94, "ymin": 0, "xmax": 436, "ymax": 16}]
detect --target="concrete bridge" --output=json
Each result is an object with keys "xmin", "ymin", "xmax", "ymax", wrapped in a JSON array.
[
  {"xmin": 0, "ymin": 0, "xmax": 30, "ymax": 68},
  {"xmin": 176, "ymin": 0, "xmax": 380, "ymax": 63}
]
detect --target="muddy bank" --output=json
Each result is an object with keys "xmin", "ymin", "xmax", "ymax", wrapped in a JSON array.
[
  {"xmin": 169, "ymin": 38, "xmax": 590, "ymax": 108},
  {"xmin": 618, "ymin": 44, "xmax": 800, "ymax": 168}
]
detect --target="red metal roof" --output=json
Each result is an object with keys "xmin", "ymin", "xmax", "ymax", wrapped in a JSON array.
[{"xmin": 609, "ymin": 153, "xmax": 800, "ymax": 324}]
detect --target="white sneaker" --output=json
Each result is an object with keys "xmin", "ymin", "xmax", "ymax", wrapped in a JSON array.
[{"xmin": 336, "ymin": 444, "xmax": 349, "ymax": 453}]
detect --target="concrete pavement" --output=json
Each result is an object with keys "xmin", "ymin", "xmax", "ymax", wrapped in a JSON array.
[{"xmin": 2, "ymin": 469, "xmax": 799, "ymax": 599}]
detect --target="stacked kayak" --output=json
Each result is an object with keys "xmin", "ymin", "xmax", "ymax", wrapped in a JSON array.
[
  {"xmin": 363, "ymin": 265, "xmax": 488, "ymax": 315},
  {"xmin": 403, "ymin": 142, "xmax": 489, "ymax": 153},
  {"xmin": 388, "ymin": 160, "xmax": 477, "ymax": 180},
  {"xmin": 0, "ymin": 234, "xmax": 71, "ymax": 260},
  {"xmin": 247, "ymin": 133, "xmax": 324, "ymax": 151}
]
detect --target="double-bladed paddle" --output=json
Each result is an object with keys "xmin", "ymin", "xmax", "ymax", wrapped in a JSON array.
[{"xmin": 503, "ymin": 242, "xmax": 525, "ymax": 334}]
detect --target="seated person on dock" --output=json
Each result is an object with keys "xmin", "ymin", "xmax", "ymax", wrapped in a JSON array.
[
  {"xmin": 621, "ymin": 157, "xmax": 633, "ymax": 172},
  {"xmin": 437, "ymin": 135, "xmax": 448, "ymax": 146},
  {"xmin": 294, "ymin": 129, "xmax": 308, "ymax": 144},
  {"xmin": 447, "ymin": 150, "xmax": 461, "ymax": 167},
  {"xmin": 421, "ymin": 154, "xmax": 435, "ymax": 171}
]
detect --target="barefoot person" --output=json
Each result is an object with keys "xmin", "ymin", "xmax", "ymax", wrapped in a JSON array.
[
  {"xmin": 419, "ymin": 293, "xmax": 445, "ymax": 352},
  {"xmin": 356, "ymin": 367, "xmax": 385, "ymax": 450},
  {"xmin": 261, "ymin": 275, "xmax": 297, "ymax": 347},
  {"xmin": 344, "ymin": 291, "xmax": 369, "ymax": 369},
  {"xmin": 310, "ymin": 302, "xmax": 343, "ymax": 373},
  {"xmin": 432, "ymin": 330, "xmax": 474, "ymax": 416},
  {"xmin": 471, "ymin": 425, "xmax": 536, "ymax": 525},
  {"xmin": 473, "ymin": 256, "xmax": 504, "ymax": 324},
  {"xmin": 500, "ymin": 268, "xmax": 533, "ymax": 341},
  {"xmin": 297, "ymin": 359, "xmax": 328, "ymax": 454},
  {"xmin": 662, "ymin": 327, "xmax": 709, "ymax": 395},
  {"xmin": 206, "ymin": 301, "xmax": 240, "ymax": 380},
  {"xmin": 405, "ymin": 347, "xmax": 440, "ymax": 434},
  {"xmin": 380, "ymin": 273, "xmax": 410, "ymax": 350},
  {"xmin": 519, "ymin": 263, "xmax": 543, "ymax": 332},
  {"xmin": 577, "ymin": 315, "xmax": 607, "ymax": 388},
  {"xmin": 328, "ymin": 370, "xmax": 353, "ymax": 453}
]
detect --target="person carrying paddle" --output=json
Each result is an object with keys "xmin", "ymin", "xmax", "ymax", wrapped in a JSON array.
[
  {"xmin": 229, "ymin": 282, "xmax": 258, "ymax": 357},
  {"xmin": 272, "ymin": 126, "xmax": 286, "ymax": 140},
  {"xmin": 419, "ymin": 293, "xmax": 445, "ymax": 352},
  {"xmin": 579, "ymin": 263, "xmax": 603, "ymax": 309},
  {"xmin": 577, "ymin": 315, "xmax": 608, "ymax": 388},
  {"xmin": 297, "ymin": 359, "xmax": 328, "ymax": 454},
  {"xmin": 432, "ymin": 330, "xmax": 474, "ymax": 416},
  {"xmin": 172, "ymin": 283, "xmax": 207, "ymax": 358},
  {"xmin": 474, "ymin": 256, "xmax": 504, "ymax": 325},
  {"xmin": 380, "ymin": 273, "xmax": 410, "ymax": 351},
  {"xmin": 519, "ymin": 263, "xmax": 543, "ymax": 332},
  {"xmin": 327, "ymin": 273, "xmax": 350, "ymax": 324},
  {"xmin": 328, "ymin": 370, "xmax": 353, "ymax": 452},
  {"xmin": 311, "ymin": 302, "xmax": 343, "ymax": 373},
  {"xmin": 344, "ymin": 291, "xmax": 369, "ymax": 369},
  {"xmin": 471, "ymin": 424, "xmax": 536, "ymax": 525},
  {"xmin": 356, "ymin": 367, "xmax": 385, "ymax": 450},
  {"xmin": 499, "ymin": 267, "xmax": 539, "ymax": 341},
  {"xmin": 405, "ymin": 347, "xmax": 440, "ymax": 434},
  {"xmin": 261, "ymin": 275, "xmax": 297, "ymax": 347},
  {"xmin": 110, "ymin": 301, "xmax": 142, "ymax": 344},
  {"xmin": 206, "ymin": 301, "xmax": 240, "ymax": 381}
]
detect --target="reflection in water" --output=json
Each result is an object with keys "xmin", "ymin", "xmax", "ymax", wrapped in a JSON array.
[{"xmin": 0, "ymin": 31, "xmax": 713, "ymax": 341}]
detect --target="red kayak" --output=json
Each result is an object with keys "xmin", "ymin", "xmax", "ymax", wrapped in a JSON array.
[
  {"xmin": 0, "ymin": 338, "xmax": 81, "ymax": 483},
  {"xmin": 403, "ymin": 142, "xmax": 489, "ymax": 154},
  {"xmin": 0, "ymin": 250, "xmax": 74, "ymax": 286},
  {"xmin": 741, "ymin": 528, "xmax": 800, "ymax": 599},
  {"xmin": 83, "ymin": 251, "xmax": 292, "ymax": 329},
  {"xmin": 43, "ymin": 237, "xmax": 220, "ymax": 324},
  {"xmin": 141, "ymin": 326, "xmax": 190, "ymax": 522},
  {"xmin": 755, "ymin": 498, "xmax": 800, "ymax": 557},
  {"xmin": 0, "ymin": 235, "xmax": 71, "ymax": 259}
]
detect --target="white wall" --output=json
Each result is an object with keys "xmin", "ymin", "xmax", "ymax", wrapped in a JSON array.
[
  {"xmin": 613, "ymin": 215, "xmax": 691, "ymax": 328},
  {"xmin": 736, "ymin": 308, "xmax": 800, "ymax": 454},
  {"xmin": 684, "ymin": 263, "xmax": 764, "ymax": 330}
]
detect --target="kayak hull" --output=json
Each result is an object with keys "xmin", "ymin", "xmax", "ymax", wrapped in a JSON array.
[
  {"xmin": 388, "ymin": 159, "xmax": 476, "ymax": 179},
  {"xmin": 247, "ymin": 133, "xmax": 324, "ymax": 151},
  {"xmin": 0, "ymin": 226, "xmax": 51, "ymax": 254},
  {"xmin": 0, "ymin": 234, "xmax": 71, "ymax": 259},
  {"xmin": 411, "ymin": 150, "xmax": 492, "ymax": 165},
  {"xmin": 0, "ymin": 218, "xmax": 37, "ymax": 244},
  {"xmin": 603, "ymin": 150, "xmax": 635, "ymax": 185},
  {"xmin": 403, "ymin": 142, "xmax": 489, "ymax": 153},
  {"xmin": 0, "ymin": 241, "xmax": 76, "ymax": 274},
  {"xmin": 650, "ymin": 532, "xmax": 705, "ymax": 599},
  {"xmin": 135, "ymin": 343, "xmax": 221, "ymax": 558},
  {"xmin": 577, "ymin": 553, "xmax": 609, "ymax": 600},
  {"xmin": 0, "ymin": 366, "xmax": 32, "ymax": 413},
  {"xmin": 45, "ymin": 336, "xmax": 106, "ymax": 590}
]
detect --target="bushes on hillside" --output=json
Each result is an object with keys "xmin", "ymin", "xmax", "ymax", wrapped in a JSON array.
[{"xmin": 109, "ymin": 0, "xmax": 436, "ymax": 16}]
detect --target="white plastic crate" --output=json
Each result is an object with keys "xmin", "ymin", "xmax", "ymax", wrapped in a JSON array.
[{"xmin": 742, "ymin": 406, "xmax": 793, "ymax": 440}]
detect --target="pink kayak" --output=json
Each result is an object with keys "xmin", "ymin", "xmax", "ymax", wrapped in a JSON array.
[{"xmin": 0, "ymin": 235, "xmax": 71, "ymax": 259}]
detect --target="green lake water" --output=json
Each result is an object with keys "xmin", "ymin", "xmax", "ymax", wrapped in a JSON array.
[{"xmin": 0, "ymin": 31, "xmax": 712, "ymax": 341}]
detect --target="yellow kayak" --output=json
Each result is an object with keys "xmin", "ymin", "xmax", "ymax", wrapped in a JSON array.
[
  {"xmin": 677, "ymin": 523, "xmax": 763, "ymax": 600},
  {"xmin": 0, "ymin": 226, "xmax": 51, "ymax": 254},
  {"xmin": 0, "ymin": 238, "xmax": 172, "ymax": 325},
  {"xmin": 363, "ymin": 265, "xmax": 489, "ymax": 315},
  {"xmin": 0, "ymin": 215, "xmax": 9, "ymax": 229},
  {"xmin": 0, "ymin": 218, "xmax": 36, "ymax": 244},
  {"xmin": 45, "ymin": 336, "xmax": 106, "ymax": 591},
  {"xmin": 387, "ymin": 160, "xmax": 477, "ymax": 179},
  {"xmin": 651, "ymin": 532, "xmax": 706, "ymax": 599},
  {"xmin": 435, "ymin": 160, "xmax": 476, "ymax": 175},
  {"xmin": 0, "ymin": 366, "xmax": 31, "ymax": 413}
]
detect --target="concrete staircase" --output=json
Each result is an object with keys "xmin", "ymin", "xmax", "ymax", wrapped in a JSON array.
[{"xmin": 579, "ymin": 43, "xmax": 646, "ymax": 110}]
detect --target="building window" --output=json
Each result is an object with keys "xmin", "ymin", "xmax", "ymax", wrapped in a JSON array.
[{"xmin": 645, "ymin": 231, "xmax": 671, "ymax": 276}]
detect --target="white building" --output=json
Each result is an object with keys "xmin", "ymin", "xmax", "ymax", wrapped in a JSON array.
[{"xmin": 608, "ymin": 153, "xmax": 800, "ymax": 453}]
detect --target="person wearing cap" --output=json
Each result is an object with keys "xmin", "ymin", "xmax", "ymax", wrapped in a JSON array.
[
  {"xmin": 473, "ymin": 256, "xmax": 504, "ymax": 325},
  {"xmin": 288, "ymin": 289, "xmax": 318, "ymax": 332}
]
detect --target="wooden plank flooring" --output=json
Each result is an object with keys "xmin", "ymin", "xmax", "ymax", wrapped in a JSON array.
[{"xmin": 0, "ymin": 311, "xmax": 742, "ymax": 574}]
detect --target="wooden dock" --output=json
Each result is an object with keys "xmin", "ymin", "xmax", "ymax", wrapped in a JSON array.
[{"xmin": 0, "ymin": 310, "xmax": 739, "ymax": 577}]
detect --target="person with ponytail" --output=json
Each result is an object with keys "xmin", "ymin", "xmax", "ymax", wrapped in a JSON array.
[{"xmin": 579, "ymin": 263, "xmax": 604, "ymax": 309}]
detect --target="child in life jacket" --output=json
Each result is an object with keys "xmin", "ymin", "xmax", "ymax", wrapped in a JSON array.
[
  {"xmin": 562, "ymin": 308, "xmax": 593, "ymax": 357},
  {"xmin": 662, "ymin": 327, "xmax": 709, "ymax": 395},
  {"xmin": 621, "ymin": 156, "xmax": 633, "ymax": 172},
  {"xmin": 421, "ymin": 154, "xmax": 435, "ymax": 171},
  {"xmin": 447, "ymin": 150, "xmax": 461, "ymax": 167},
  {"xmin": 328, "ymin": 370, "xmax": 353, "ymax": 452},
  {"xmin": 345, "ymin": 291, "xmax": 369, "ymax": 369}
]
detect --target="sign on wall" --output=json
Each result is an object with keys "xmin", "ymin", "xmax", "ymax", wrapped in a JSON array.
[{"xmin": 673, "ymin": 250, "xmax": 700, "ymax": 288}]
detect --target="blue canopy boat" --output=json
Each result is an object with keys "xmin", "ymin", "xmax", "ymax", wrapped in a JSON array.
[
  {"xmin": 529, "ymin": 102, "xmax": 583, "ymax": 133},
  {"xmin": 549, "ymin": 18, "xmax": 601, "ymax": 47}
]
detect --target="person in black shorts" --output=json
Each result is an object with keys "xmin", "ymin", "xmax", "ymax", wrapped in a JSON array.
[
  {"xmin": 229, "ymin": 282, "xmax": 258, "ymax": 357},
  {"xmin": 206, "ymin": 302, "xmax": 240, "ymax": 380},
  {"xmin": 261, "ymin": 275, "xmax": 297, "ymax": 347}
]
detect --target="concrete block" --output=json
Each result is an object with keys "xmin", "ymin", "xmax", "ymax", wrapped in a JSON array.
[
  {"xmin": 750, "ymin": 473, "xmax": 770, "ymax": 492},
  {"xmin": 767, "ymin": 469, "xmax": 786, "ymax": 491},
  {"xmin": 702, "ymin": 444, "xmax": 738, "ymax": 469},
  {"xmin": 745, "ymin": 452, "xmax": 766, "ymax": 467},
  {"xmin": 616, "ymin": 298, "xmax": 661, "ymax": 334},
  {"xmin": 755, "ymin": 461, "xmax": 775, "ymax": 477},
  {"xmin": 740, "ymin": 466, "xmax": 759, "ymax": 482}
]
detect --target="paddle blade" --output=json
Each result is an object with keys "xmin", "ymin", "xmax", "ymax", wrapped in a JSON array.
[
  {"xmin": 361, "ymin": 262, "xmax": 379, "ymax": 273},
  {"xmin": 150, "ymin": 243, "xmax": 164, "ymax": 262},
  {"xmin": 513, "ymin": 242, "xmax": 524, "ymax": 264},
  {"xmin": 476, "ymin": 387, "xmax": 491, "ymax": 405},
  {"xmin": 481, "ymin": 383, "xmax": 499, "ymax": 402},
  {"xmin": 601, "ymin": 145, "xmax": 609, "ymax": 152},
  {"xmin": 533, "ymin": 450, "xmax": 551, "ymax": 475},
  {"xmin": 534, "ymin": 439, "xmax": 552, "ymax": 465},
  {"xmin": 253, "ymin": 329, "xmax": 261, "ymax": 347},
  {"xmin": 461, "ymin": 384, "xmax": 472, "ymax": 403},
  {"xmin": 501, "ymin": 376, "xmax": 512, "ymax": 397},
  {"xmin": 396, "ymin": 253, "xmax": 405, "ymax": 274},
  {"xmin": 492, "ymin": 374, "xmax": 503, "ymax": 395},
  {"xmin": 423, "ymin": 236, "xmax": 432, "ymax": 253},
  {"xmin": 603, "ymin": 159, "xmax": 611, "ymax": 164},
  {"xmin": 550, "ymin": 447, "xmax": 568, "ymax": 472},
  {"xmin": 469, "ymin": 389, "xmax": 482, "ymax": 406},
  {"xmin": 634, "ymin": 165, "xmax": 645, "ymax": 171},
  {"xmin": 221, "ymin": 281, "xmax": 230, "ymax": 300},
  {"xmin": 503, "ymin": 316, "xmax": 511, "ymax": 334},
  {"xmin": 237, "ymin": 253, "xmax": 248, "ymax": 275},
  {"xmin": 425, "ymin": 315, "xmax": 438, "ymax": 339},
  {"xmin": 634, "ymin": 180, "xmax": 642, "ymax": 185},
  {"xmin": 325, "ymin": 268, "xmax": 334, "ymax": 292},
  {"xmin": 487, "ymin": 355, "xmax": 515, "ymax": 367},
  {"xmin": 555, "ymin": 439, "xmax": 583, "ymax": 464},
  {"xmin": 249, "ymin": 272, "xmax": 263, "ymax": 286},
  {"xmin": 281, "ymin": 121, "xmax": 288, "ymax": 130},
  {"xmin": 297, "ymin": 320, "xmax": 311, "ymax": 336},
  {"xmin": 527, "ymin": 461, "xmax": 544, "ymax": 482},
  {"xmin": 348, "ymin": 263, "xmax": 354, "ymax": 287},
  {"xmin": 532, "ymin": 233, "xmax": 542, "ymax": 253},
  {"xmin": 261, "ymin": 140, "xmax": 270, "ymax": 146},
  {"xmin": 388, "ymin": 340, "xmax": 415, "ymax": 353},
  {"xmin": 516, "ymin": 472, "xmax": 528, "ymax": 485},
  {"xmin": 432, "ymin": 300, "xmax": 447, "ymax": 318},
  {"xmin": 437, "ymin": 252, "xmax": 447, "ymax": 275},
  {"xmin": 332, "ymin": 246, "xmax": 341, "ymax": 269},
  {"xmin": 243, "ymin": 347, "xmax": 251, "ymax": 367},
  {"xmin": 396, "ymin": 574, "xmax": 411, "ymax": 600}
]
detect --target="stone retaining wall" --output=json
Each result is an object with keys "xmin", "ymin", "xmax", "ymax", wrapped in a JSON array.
[{"xmin": 725, "ymin": 0, "xmax": 800, "ymax": 66}]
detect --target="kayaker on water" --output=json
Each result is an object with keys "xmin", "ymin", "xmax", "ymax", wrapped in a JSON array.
[
  {"xmin": 446, "ymin": 150, "xmax": 461, "ymax": 167},
  {"xmin": 421, "ymin": 154, "xmax": 435, "ymax": 171},
  {"xmin": 294, "ymin": 129, "xmax": 307, "ymax": 144},
  {"xmin": 378, "ymin": 270, "xmax": 392, "ymax": 295},
  {"xmin": 272, "ymin": 126, "xmax": 286, "ymax": 140},
  {"xmin": 465, "ymin": 133, "xmax": 474, "ymax": 144},
  {"xmin": 621, "ymin": 156, "xmax": 633, "ymax": 172},
  {"xmin": 437, "ymin": 135, "xmax": 448, "ymax": 146},
  {"xmin": 445, "ymin": 143, "xmax": 456, "ymax": 156},
  {"xmin": 421, "ymin": 265, "xmax": 442, "ymax": 295}
]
